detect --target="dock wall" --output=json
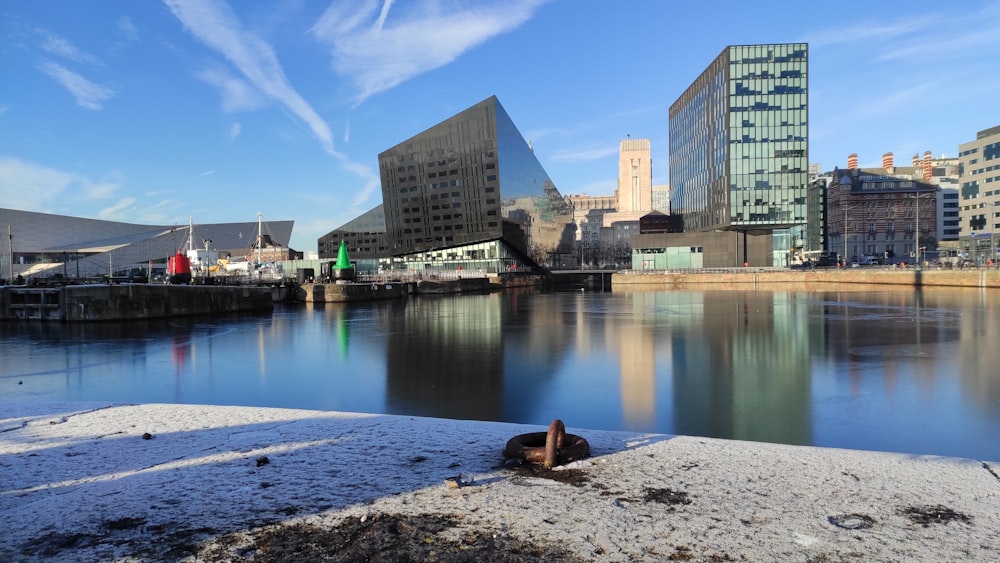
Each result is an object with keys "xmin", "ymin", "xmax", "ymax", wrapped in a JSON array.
[
  {"xmin": 613, "ymin": 268, "xmax": 1000, "ymax": 290},
  {"xmin": 1, "ymin": 284, "xmax": 274, "ymax": 321},
  {"xmin": 300, "ymin": 282, "xmax": 412, "ymax": 303}
]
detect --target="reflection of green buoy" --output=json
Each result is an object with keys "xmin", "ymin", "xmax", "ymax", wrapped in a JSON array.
[{"xmin": 333, "ymin": 240, "xmax": 355, "ymax": 282}]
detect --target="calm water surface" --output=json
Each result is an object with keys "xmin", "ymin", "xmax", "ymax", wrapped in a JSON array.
[{"xmin": 2, "ymin": 288, "xmax": 998, "ymax": 461}]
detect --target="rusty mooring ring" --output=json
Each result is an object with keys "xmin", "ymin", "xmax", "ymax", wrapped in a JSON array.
[{"xmin": 504, "ymin": 419, "xmax": 589, "ymax": 469}]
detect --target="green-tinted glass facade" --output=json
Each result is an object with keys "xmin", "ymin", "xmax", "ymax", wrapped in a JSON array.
[
  {"xmin": 377, "ymin": 96, "xmax": 574, "ymax": 269},
  {"xmin": 669, "ymin": 44, "xmax": 808, "ymax": 234}
]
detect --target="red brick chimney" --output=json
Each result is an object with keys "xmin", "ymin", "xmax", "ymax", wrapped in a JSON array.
[
  {"xmin": 923, "ymin": 151, "xmax": 932, "ymax": 180},
  {"xmin": 912, "ymin": 154, "xmax": 920, "ymax": 167},
  {"xmin": 847, "ymin": 153, "xmax": 858, "ymax": 170},
  {"xmin": 882, "ymin": 152, "xmax": 894, "ymax": 171}
]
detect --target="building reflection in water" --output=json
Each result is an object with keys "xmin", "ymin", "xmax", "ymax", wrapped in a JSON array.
[
  {"xmin": 383, "ymin": 295, "xmax": 506, "ymax": 421},
  {"xmin": 618, "ymin": 290, "xmax": 813, "ymax": 445}
]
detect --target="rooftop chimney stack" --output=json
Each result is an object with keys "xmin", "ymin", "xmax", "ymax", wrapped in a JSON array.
[
  {"xmin": 912, "ymin": 154, "xmax": 920, "ymax": 167},
  {"xmin": 882, "ymin": 152, "xmax": 894, "ymax": 172},
  {"xmin": 847, "ymin": 153, "xmax": 858, "ymax": 170},
  {"xmin": 923, "ymin": 151, "xmax": 933, "ymax": 180}
]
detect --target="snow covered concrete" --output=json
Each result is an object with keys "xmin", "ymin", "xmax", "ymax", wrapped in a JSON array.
[{"xmin": 1, "ymin": 402, "xmax": 998, "ymax": 561}]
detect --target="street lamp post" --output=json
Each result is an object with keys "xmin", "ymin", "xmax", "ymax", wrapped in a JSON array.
[
  {"xmin": 911, "ymin": 192, "xmax": 932, "ymax": 269},
  {"xmin": 842, "ymin": 203, "xmax": 854, "ymax": 266},
  {"xmin": 915, "ymin": 195, "xmax": 920, "ymax": 267}
]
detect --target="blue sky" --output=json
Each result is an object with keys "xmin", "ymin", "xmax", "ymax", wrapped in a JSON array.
[{"xmin": 2, "ymin": 0, "xmax": 999, "ymax": 252}]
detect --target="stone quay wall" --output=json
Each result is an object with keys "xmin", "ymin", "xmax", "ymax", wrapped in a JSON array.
[
  {"xmin": 613, "ymin": 268, "xmax": 1000, "ymax": 290},
  {"xmin": 1, "ymin": 284, "xmax": 274, "ymax": 321}
]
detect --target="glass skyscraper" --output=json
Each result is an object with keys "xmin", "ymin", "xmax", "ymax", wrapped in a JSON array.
[{"xmin": 669, "ymin": 44, "xmax": 808, "ymax": 262}]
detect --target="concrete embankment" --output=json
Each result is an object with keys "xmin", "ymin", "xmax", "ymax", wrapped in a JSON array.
[
  {"xmin": 614, "ymin": 268, "xmax": 1000, "ymax": 289},
  {"xmin": 1, "ymin": 403, "xmax": 997, "ymax": 562},
  {"xmin": 0, "ymin": 284, "xmax": 273, "ymax": 321},
  {"xmin": 299, "ymin": 276, "xmax": 533, "ymax": 303}
]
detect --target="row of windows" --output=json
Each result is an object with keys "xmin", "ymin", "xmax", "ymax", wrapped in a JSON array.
[
  {"xmin": 731, "ymin": 67, "xmax": 803, "ymax": 80},
  {"xmin": 735, "ymin": 113, "xmax": 806, "ymax": 127},
  {"xmin": 734, "ymin": 131, "xmax": 807, "ymax": 143},
  {"xmin": 729, "ymin": 44, "xmax": 806, "ymax": 64},
  {"xmin": 402, "ymin": 225, "xmax": 464, "ymax": 235},
  {"xmin": 633, "ymin": 247, "xmax": 704, "ymax": 254},
  {"xmin": 861, "ymin": 181, "xmax": 916, "ymax": 190},
  {"xmin": 729, "ymin": 96, "xmax": 807, "ymax": 112},
  {"xmin": 401, "ymin": 201, "xmax": 464, "ymax": 214},
  {"xmin": 733, "ymin": 81, "xmax": 805, "ymax": 96},
  {"xmin": 969, "ymin": 163, "xmax": 1000, "ymax": 175},
  {"xmin": 388, "ymin": 151, "xmax": 495, "ymax": 175}
]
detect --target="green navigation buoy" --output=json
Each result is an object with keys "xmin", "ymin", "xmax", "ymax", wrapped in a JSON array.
[{"xmin": 333, "ymin": 240, "xmax": 355, "ymax": 281}]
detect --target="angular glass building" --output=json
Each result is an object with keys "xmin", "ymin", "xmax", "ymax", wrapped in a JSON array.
[
  {"xmin": 669, "ymin": 44, "xmax": 808, "ymax": 265},
  {"xmin": 317, "ymin": 204, "xmax": 388, "ymax": 269},
  {"xmin": 377, "ymin": 96, "xmax": 574, "ymax": 272}
]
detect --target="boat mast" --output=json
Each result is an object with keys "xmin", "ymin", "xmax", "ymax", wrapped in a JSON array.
[
  {"xmin": 188, "ymin": 215, "xmax": 195, "ymax": 253},
  {"xmin": 256, "ymin": 211, "xmax": 263, "ymax": 265},
  {"xmin": 6, "ymin": 224, "xmax": 12, "ymax": 283}
]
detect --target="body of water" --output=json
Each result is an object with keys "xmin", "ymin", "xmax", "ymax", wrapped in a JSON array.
[{"xmin": 2, "ymin": 288, "xmax": 997, "ymax": 461}]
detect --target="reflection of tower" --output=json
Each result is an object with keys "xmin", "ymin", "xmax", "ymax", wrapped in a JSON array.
[{"xmin": 618, "ymin": 324, "xmax": 657, "ymax": 430}]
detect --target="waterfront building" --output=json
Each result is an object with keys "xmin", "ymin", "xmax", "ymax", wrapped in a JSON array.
[
  {"xmin": 957, "ymin": 124, "xmax": 1000, "ymax": 263},
  {"xmin": 344, "ymin": 96, "xmax": 575, "ymax": 273},
  {"xmin": 565, "ymin": 194, "xmax": 616, "ymax": 241},
  {"xmin": 0, "ymin": 208, "xmax": 294, "ymax": 282},
  {"xmin": 668, "ymin": 43, "xmax": 808, "ymax": 267},
  {"xmin": 805, "ymin": 167, "xmax": 831, "ymax": 257},
  {"xmin": 827, "ymin": 152, "xmax": 937, "ymax": 264},
  {"xmin": 920, "ymin": 154, "xmax": 960, "ymax": 243},
  {"xmin": 317, "ymin": 205, "xmax": 388, "ymax": 271}
]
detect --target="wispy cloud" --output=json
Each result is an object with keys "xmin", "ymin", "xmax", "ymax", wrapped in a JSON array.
[
  {"xmin": 193, "ymin": 170, "xmax": 216, "ymax": 179},
  {"xmin": 81, "ymin": 177, "xmax": 121, "ymax": 200},
  {"xmin": 311, "ymin": 0, "xmax": 550, "ymax": 106},
  {"xmin": 0, "ymin": 157, "xmax": 74, "ymax": 211},
  {"xmin": 164, "ymin": 0, "xmax": 383, "ymax": 207},
  {"xmin": 0, "ymin": 156, "xmax": 128, "ymax": 219},
  {"xmin": 877, "ymin": 27, "xmax": 1000, "ymax": 63},
  {"xmin": 37, "ymin": 60, "xmax": 115, "ymax": 110},
  {"xmin": 98, "ymin": 197, "xmax": 137, "ymax": 220},
  {"xmin": 803, "ymin": 15, "xmax": 936, "ymax": 49},
  {"xmin": 117, "ymin": 17, "xmax": 139, "ymax": 43},
  {"xmin": 806, "ymin": 4, "xmax": 1000, "ymax": 63},
  {"xmin": 164, "ymin": 0, "xmax": 337, "ymax": 155},
  {"xmin": 196, "ymin": 66, "xmax": 268, "ymax": 113},
  {"xmin": 229, "ymin": 122, "xmax": 242, "ymax": 142},
  {"xmin": 549, "ymin": 144, "xmax": 618, "ymax": 163},
  {"xmin": 38, "ymin": 29, "xmax": 100, "ymax": 65},
  {"xmin": 859, "ymin": 82, "xmax": 935, "ymax": 118}
]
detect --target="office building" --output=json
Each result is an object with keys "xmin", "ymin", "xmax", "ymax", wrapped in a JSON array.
[
  {"xmin": 317, "ymin": 205, "xmax": 388, "ymax": 271},
  {"xmin": 374, "ymin": 96, "xmax": 574, "ymax": 272},
  {"xmin": 668, "ymin": 43, "xmax": 808, "ymax": 266},
  {"xmin": 957, "ymin": 124, "xmax": 1000, "ymax": 263}
]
